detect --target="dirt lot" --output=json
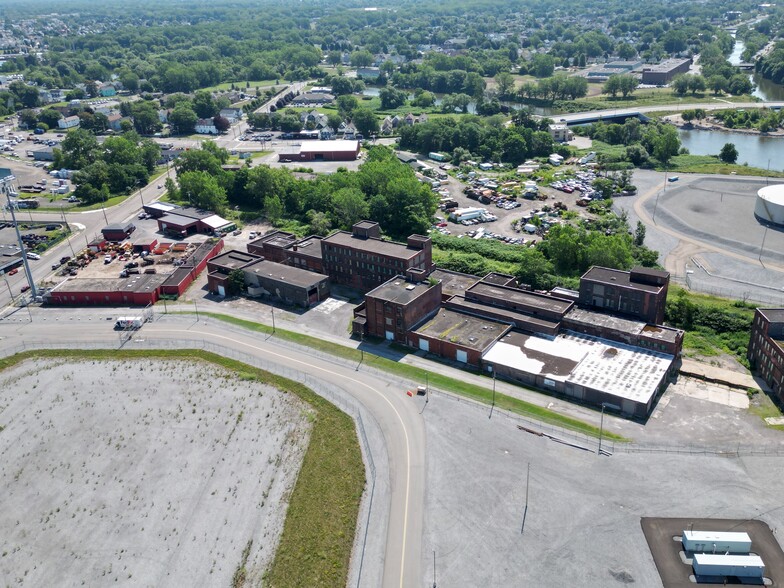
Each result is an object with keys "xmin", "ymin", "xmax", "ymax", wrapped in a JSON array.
[{"xmin": 0, "ymin": 358, "xmax": 311, "ymax": 586}]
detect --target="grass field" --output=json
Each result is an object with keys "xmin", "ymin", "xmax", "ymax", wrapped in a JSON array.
[
  {"xmin": 178, "ymin": 311, "xmax": 628, "ymax": 441},
  {"xmin": 571, "ymin": 88, "xmax": 757, "ymax": 110},
  {"xmin": 200, "ymin": 80, "xmax": 280, "ymax": 93},
  {"xmin": 0, "ymin": 348, "xmax": 365, "ymax": 588}
]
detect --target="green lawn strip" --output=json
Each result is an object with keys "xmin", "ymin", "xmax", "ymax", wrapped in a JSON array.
[
  {"xmin": 186, "ymin": 311, "xmax": 628, "ymax": 441},
  {"xmin": 748, "ymin": 392, "xmax": 784, "ymax": 431},
  {"xmin": 0, "ymin": 348, "xmax": 364, "ymax": 588}
]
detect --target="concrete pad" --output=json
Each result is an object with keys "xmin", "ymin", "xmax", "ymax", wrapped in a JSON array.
[{"xmin": 674, "ymin": 377, "xmax": 750, "ymax": 409}]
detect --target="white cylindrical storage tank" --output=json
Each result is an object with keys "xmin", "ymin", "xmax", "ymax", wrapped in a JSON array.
[
  {"xmin": 682, "ymin": 530, "xmax": 752, "ymax": 554},
  {"xmin": 755, "ymin": 184, "xmax": 784, "ymax": 226},
  {"xmin": 692, "ymin": 554, "xmax": 764, "ymax": 579}
]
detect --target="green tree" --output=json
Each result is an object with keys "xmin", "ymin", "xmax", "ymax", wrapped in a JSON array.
[
  {"xmin": 179, "ymin": 170, "xmax": 228, "ymax": 213},
  {"xmin": 168, "ymin": 104, "xmax": 198, "ymax": 135},
  {"xmin": 379, "ymin": 87, "xmax": 407, "ymax": 110},
  {"xmin": 264, "ymin": 194, "xmax": 284, "ymax": 222},
  {"xmin": 227, "ymin": 269, "xmax": 245, "ymax": 295},
  {"xmin": 192, "ymin": 91, "xmax": 218, "ymax": 118},
  {"xmin": 351, "ymin": 107, "xmax": 379, "ymax": 136},
  {"xmin": 634, "ymin": 221, "xmax": 646, "ymax": 247},
  {"xmin": 350, "ymin": 50, "xmax": 373, "ymax": 67},
  {"xmin": 530, "ymin": 53, "xmax": 555, "ymax": 78},
  {"xmin": 719, "ymin": 142, "xmax": 738, "ymax": 163},
  {"xmin": 336, "ymin": 94, "xmax": 359, "ymax": 118},
  {"xmin": 38, "ymin": 109, "xmax": 62, "ymax": 129},
  {"xmin": 331, "ymin": 187, "xmax": 369, "ymax": 229},
  {"xmin": 671, "ymin": 74, "xmax": 689, "ymax": 96},
  {"xmin": 307, "ymin": 209, "xmax": 332, "ymax": 235},
  {"xmin": 494, "ymin": 71, "xmax": 515, "ymax": 98},
  {"xmin": 60, "ymin": 128, "xmax": 99, "ymax": 170}
]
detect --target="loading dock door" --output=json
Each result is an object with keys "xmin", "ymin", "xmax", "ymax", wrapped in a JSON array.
[
  {"xmin": 385, "ymin": 330, "xmax": 394, "ymax": 341},
  {"xmin": 456, "ymin": 349, "xmax": 468, "ymax": 363},
  {"xmin": 419, "ymin": 339, "xmax": 429, "ymax": 352},
  {"xmin": 217, "ymin": 285, "xmax": 225, "ymax": 297}
]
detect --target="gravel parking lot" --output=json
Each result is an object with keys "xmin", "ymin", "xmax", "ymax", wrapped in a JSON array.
[{"xmin": 0, "ymin": 358, "xmax": 311, "ymax": 586}]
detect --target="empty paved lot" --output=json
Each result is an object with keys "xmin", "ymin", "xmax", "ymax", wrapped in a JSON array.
[{"xmin": 420, "ymin": 392, "xmax": 784, "ymax": 587}]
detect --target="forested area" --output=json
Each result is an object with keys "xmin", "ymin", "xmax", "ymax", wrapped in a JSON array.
[{"xmin": 159, "ymin": 144, "xmax": 437, "ymax": 239}]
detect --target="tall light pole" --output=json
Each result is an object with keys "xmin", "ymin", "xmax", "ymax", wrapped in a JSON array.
[
  {"xmin": 759, "ymin": 225, "xmax": 769, "ymax": 264},
  {"xmin": 2, "ymin": 175, "xmax": 38, "ymax": 299},
  {"xmin": 597, "ymin": 403, "xmax": 607, "ymax": 456}
]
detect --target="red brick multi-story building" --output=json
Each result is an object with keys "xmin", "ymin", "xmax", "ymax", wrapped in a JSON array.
[
  {"xmin": 748, "ymin": 308, "xmax": 784, "ymax": 403},
  {"xmin": 322, "ymin": 221, "xmax": 433, "ymax": 292}
]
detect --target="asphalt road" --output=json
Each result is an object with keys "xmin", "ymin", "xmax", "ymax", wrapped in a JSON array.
[{"xmin": 0, "ymin": 315, "xmax": 425, "ymax": 588}]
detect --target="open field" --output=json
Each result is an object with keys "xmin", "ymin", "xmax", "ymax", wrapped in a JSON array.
[{"xmin": 0, "ymin": 356, "xmax": 312, "ymax": 586}]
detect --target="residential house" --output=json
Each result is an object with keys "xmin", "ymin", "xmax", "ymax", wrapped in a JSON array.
[
  {"xmin": 355, "ymin": 67, "xmax": 381, "ymax": 79},
  {"xmin": 107, "ymin": 114, "xmax": 124, "ymax": 132},
  {"xmin": 548, "ymin": 123, "xmax": 574, "ymax": 143},
  {"xmin": 58, "ymin": 116, "xmax": 80, "ymax": 130},
  {"xmin": 158, "ymin": 109, "xmax": 170, "ymax": 124},
  {"xmin": 219, "ymin": 108, "xmax": 243, "ymax": 123},
  {"xmin": 195, "ymin": 118, "xmax": 218, "ymax": 134},
  {"xmin": 98, "ymin": 83, "xmax": 117, "ymax": 97},
  {"xmin": 381, "ymin": 116, "xmax": 394, "ymax": 134}
]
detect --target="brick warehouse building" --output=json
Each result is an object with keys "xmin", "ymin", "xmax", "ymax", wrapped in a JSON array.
[
  {"xmin": 322, "ymin": 221, "xmax": 433, "ymax": 292},
  {"xmin": 748, "ymin": 308, "xmax": 784, "ymax": 403},
  {"xmin": 353, "ymin": 265, "xmax": 683, "ymax": 418},
  {"xmin": 278, "ymin": 140, "xmax": 360, "ymax": 162},
  {"xmin": 579, "ymin": 266, "xmax": 669, "ymax": 325}
]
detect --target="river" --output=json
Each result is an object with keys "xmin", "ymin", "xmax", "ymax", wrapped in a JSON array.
[
  {"xmin": 728, "ymin": 37, "xmax": 784, "ymax": 101},
  {"xmin": 678, "ymin": 128, "xmax": 784, "ymax": 172}
]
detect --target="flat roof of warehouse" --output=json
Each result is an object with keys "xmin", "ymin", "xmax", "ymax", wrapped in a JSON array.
[
  {"xmin": 467, "ymin": 281, "xmax": 573, "ymax": 314},
  {"xmin": 483, "ymin": 330, "xmax": 673, "ymax": 404},
  {"xmin": 244, "ymin": 260, "xmax": 327, "ymax": 288},
  {"xmin": 50, "ymin": 274, "xmax": 167, "ymax": 294},
  {"xmin": 414, "ymin": 308, "xmax": 510, "ymax": 351}
]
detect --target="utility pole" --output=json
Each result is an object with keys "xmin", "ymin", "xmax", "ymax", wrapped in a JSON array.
[
  {"xmin": 432, "ymin": 550, "xmax": 437, "ymax": 588},
  {"xmin": 2, "ymin": 175, "xmax": 38, "ymax": 299},
  {"xmin": 271, "ymin": 305, "xmax": 276, "ymax": 333},
  {"xmin": 759, "ymin": 226, "xmax": 769, "ymax": 264},
  {"xmin": 100, "ymin": 202, "xmax": 109, "ymax": 225}
]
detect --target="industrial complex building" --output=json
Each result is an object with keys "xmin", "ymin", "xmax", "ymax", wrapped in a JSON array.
[
  {"xmin": 748, "ymin": 308, "xmax": 784, "ymax": 403},
  {"xmin": 352, "ymin": 265, "xmax": 682, "ymax": 418},
  {"xmin": 640, "ymin": 58, "xmax": 692, "ymax": 85}
]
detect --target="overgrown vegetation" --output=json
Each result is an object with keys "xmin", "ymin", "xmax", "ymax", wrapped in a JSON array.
[
  {"xmin": 666, "ymin": 287, "xmax": 756, "ymax": 366},
  {"xmin": 0, "ymin": 349, "xmax": 365, "ymax": 588}
]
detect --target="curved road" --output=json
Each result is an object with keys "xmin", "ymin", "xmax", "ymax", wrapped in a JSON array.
[
  {"xmin": 633, "ymin": 174, "xmax": 784, "ymax": 276},
  {"xmin": 0, "ymin": 316, "xmax": 425, "ymax": 588}
]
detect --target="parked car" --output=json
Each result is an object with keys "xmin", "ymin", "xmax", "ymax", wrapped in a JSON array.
[
  {"xmin": 21, "ymin": 285, "xmax": 30, "ymax": 293},
  {"xmin": 668, "ymin": 176, "xmax": 679, "ymax": 182},
  {"xmin": 248, "ymin": 231, "xmax": 257, "ymax": 239}
]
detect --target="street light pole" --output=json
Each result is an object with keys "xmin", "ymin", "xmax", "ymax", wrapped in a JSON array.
[
  {"xmin": 271, "ymin": 305, "xmax": 275, "ymax": 333},
  {"xmin": 759, "ymin": 226, "xmax": 769, "ymax": 264},
  {"xmin": 489, "ymin": 369, "xmax": 496, "ymax": 419},
  {"xmin": 597, "ymin": 403, "xmax": 606, "ymax": 456}
]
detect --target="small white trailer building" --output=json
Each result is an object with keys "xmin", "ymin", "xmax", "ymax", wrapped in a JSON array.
[
  {"xmin": 692, "ymin": 554, "xmax": 764, "ymax": 579},
  {"xmin": 682, "ymin": 530, "xmax": 752, "ymax": 554}
]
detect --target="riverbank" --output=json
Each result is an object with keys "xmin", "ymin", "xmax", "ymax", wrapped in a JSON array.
[{"xmin": 665, "ymin": 113, "xmax": 784, "ymax": 137}]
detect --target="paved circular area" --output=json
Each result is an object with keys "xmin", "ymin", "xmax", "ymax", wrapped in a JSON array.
[{"xmin": 656, "ymin": 176, "xmax": 784, "ymax": 266}]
